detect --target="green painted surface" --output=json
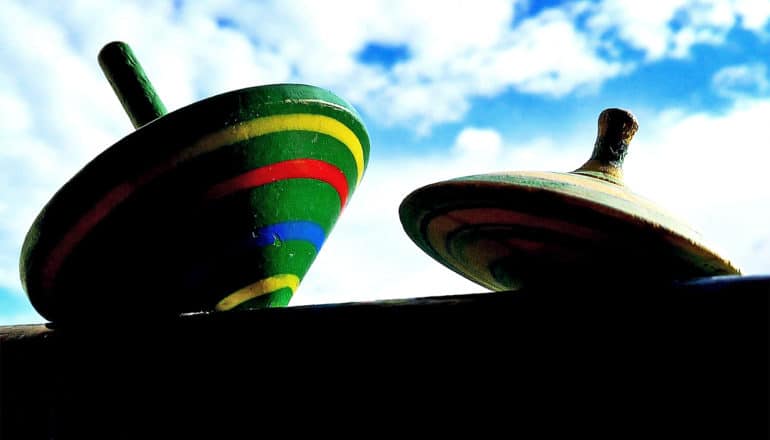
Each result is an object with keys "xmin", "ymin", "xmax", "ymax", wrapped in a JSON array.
[
  {"xmin": 198, "ymin": 179, "xmax": 342, "ymax": 234},
  {"xmin": 196, "ymin": 240, "xmax": 319, "ymax": 308},
  {"xmin": 233, "ymin": 287, "xmax": 294, "ymax": 310},
  {"xmin": 98, "ymin": 41, "xmax": 167, "ymax": 128},
  {"xmin": 20, "ymin": 79, "xmax": 370, "ymax": 321},
  {"xmin": 174, "ymin": 131, "xmax": 360, "ymax": 194}
]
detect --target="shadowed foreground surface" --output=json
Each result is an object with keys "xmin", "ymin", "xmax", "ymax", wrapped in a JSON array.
[{"xmin": 1, "ymin": 276, "xmax": 768, "ymax": 437}]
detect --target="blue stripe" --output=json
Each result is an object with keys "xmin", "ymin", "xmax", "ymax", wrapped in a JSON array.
[
  {"xmin": 180, "ymin": 221, "xmax": 327, "ymax": 289},
  {"xmin": 251, "ymin": 221, "xmax": 326, "ymax": 251}
]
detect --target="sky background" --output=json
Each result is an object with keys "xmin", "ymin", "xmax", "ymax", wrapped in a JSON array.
[{"xmin": 2, "ymin": 0, "xmax": 770, "ymax": 324}]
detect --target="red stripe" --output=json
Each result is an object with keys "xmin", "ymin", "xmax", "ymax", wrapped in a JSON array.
[{"xmin": 205, "ymin": 158, "xmax": 349, "ymax": 207}]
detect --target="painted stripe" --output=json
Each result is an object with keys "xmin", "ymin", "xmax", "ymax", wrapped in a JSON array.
[
  {"xmin": 424, "ymin": 207, "xmax": 608, "ymax": 254},
  {"xmin": 249, "ymin": 221, "xmax": 326, "ymax": 251},
  {"xmin": 459, "ymin": 171, "xmax": 700, "ymax": 240},
  {"xmin": 423, "ymin": 207, "xmax": 608, "ymax": 290},
  {"xmin": 41, "ymin": 113, "xmax": 363, "ymax": 292},
  {"xmin": 193, "ymin": 114, "xmax": 365, "ymax": 185},
  {"xmin": 444, "ymin": 208, "xmax": 608, "ymax": 242},
  {"xmin": 215, "ymin": 274, "xmax": 300, "ymax": 311},
  {"xmin": 425, "ymin": 214, "xmax": 490, "ymax": 287},
  {"xmin": 205, "ymin": 158, "xmax": 349, "ymax": 207},
  {"xmin": 446, "ymin": 227, "xmax": 585, "ymax": 290}
]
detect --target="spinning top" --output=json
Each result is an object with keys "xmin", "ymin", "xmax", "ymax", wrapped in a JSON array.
[
  {"xmin": 400, "ymin": 108, "xmax": 739, "ymax": 291},
  {"xmin": 20, "ymin": 42, "xmax": 370, "ymax": 321}
]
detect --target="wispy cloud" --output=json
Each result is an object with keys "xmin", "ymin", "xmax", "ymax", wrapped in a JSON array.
[
  {"xmin": 8, "ymin": 0, "xmax": 770, "ymax": 136},
  {"xmin": 587, "ymin": 0, "xmax": 770, "ymax": 60},
  {"xmin": 712, "ymin": 63, "xmax": 770, "ymax": 98}
]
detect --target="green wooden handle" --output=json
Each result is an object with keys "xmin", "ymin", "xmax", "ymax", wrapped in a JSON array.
[{"xmin": 98, "ymin": 41, "xmax": 167, "ymax": 129}]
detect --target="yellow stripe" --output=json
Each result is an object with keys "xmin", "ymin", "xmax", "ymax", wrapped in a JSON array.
[
  {"xmin": 215, "ymin": 274, "xmax": 300, "ymax": 311},
  {"xmin": 189, "ymin": 114, "xmax": 365, "ymax": 185}
]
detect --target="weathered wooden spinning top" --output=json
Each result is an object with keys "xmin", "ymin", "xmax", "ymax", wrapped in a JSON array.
[
  {"xmin": 20, "ymin": 42, "xmax": 370, "ymax": 322},
  {"xmin": 400, "ymin": 108, "xmax": 740, "ymax": 291}
]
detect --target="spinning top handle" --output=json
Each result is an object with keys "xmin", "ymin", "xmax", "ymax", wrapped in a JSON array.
[
  {"xmin": 98, "ymin": 41, "xmax": 168, "ymax": 128},
  {"xmin": 573, "ymin": 108, "xmax": 639, "ymax": 184}
]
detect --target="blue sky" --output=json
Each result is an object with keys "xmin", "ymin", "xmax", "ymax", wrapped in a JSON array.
[{"xmin": 2, "ymin": 0, "xmax": 770, "ymax": 324}]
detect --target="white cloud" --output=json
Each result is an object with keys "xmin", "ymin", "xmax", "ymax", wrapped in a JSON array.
[
  {"xmin": 733, "ymin": 0, "xmax": 770, "ymax": 31},
  {"xmin": 183, "ymin": 0, "xmax": 770, "ymax": 132},
  {"xmin": 7, "ymin": 0, "xmax": 768, "ymax": 139},
  {"xmin": 588, "ymin": 0, "xmax": 770, "ymax": 60},
  {"xmin": 171, "ymin": 0, "xmax": 626, "ymax": 132},
  {"xmin": 588, "ymin": 0, "xmax": 690, "ymax": 60},
  {"xmin": 464, "ymin": 8, "xmax": 627, "ymax": 97},
  {"xmin": 711, "ymin": 63, "xmax": 770, "ymax": 98},
  {"xmin": 624, "ymin": 98, "xmax": 770, "ymax": 274},
  {"xmin": 453, "ymin": 127, "xmax": 504, "ymax": 158}
]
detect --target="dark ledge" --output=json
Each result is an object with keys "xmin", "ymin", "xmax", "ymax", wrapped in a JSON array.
[{"xmin": 1, "ymin": 276, "xmax": 768, "ymax": 437}]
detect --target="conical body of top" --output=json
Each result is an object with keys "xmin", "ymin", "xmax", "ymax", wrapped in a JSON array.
[
  {"xmin": 20, "ymin": 42, "xmax": 370, "ymax": 322},
  {"xmin": 399, "ymin": 109, "xmax": 738, "ymax": 291}
]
